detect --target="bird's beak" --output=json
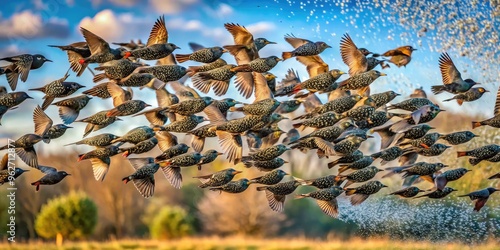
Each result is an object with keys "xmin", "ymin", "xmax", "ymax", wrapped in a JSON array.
[
  {"xmin": 419, "ymin": 190, "xmax": 425, "ymax": 192},
  {"xmin": 466, "ymin": 169, "xmax": 472, "ymax": 172},
  {"xmin": 367, "ymin": 135, "xmax": 374, "ymax": 139},
  {"xmin": 267, "ymin": 41, "xmax": 277, "ymax": 44},
  {"xmin": 285, "ymin": 147, "xmax": 292, "ymax": 151},
  {"xmin": 233, "ymin": 170, "xmax": 242, "ymax": 175},
  {"xmin": 217, "ymin": 152, "xmax": 224, "ymax": 156},
  {"xmin": 378, "ymin": 169, "xmax": 384, "ymax": 172},
  {"xmin": 495, "ymin": 188, "xmax": 500, "ymax": 192},
  {"xmin": 283, "ymin": 160, "xmax": 289, "ymax": 164},
  {"xmin": 379, "ymin": 72, "xmax": 387, "ymax": 76},
  {"xmin": 282, "ymin": 117, "xmax": 289, "ymax": 120},
  {"xmin": 26, "ymin": 95, "xmax": 33, "ymax": 99},
  {"xmin": 175, "ymin": 46, "xmax": 181, "ymax": 49},
  {"xmin": 276, "ymin": 58, "xmax": 282, "ymax": 62},
  {"xmin": 222, "ymin": 49, "xmax": 229, "ymax": 53},
  {"xmin": 473, "ymin": 134, "xmax": 479, "ymax": 137},
  {"xmin": 326, "ymin": 45, "xmax": 332, "ymax": 48},
  {"xmin": 44, "ymin": 58, "xmax": 53, "ymax": 62},
  {"xmin": 485, "ymin": 90, "xmax": 490, "ymax": 92},
  {"xmin": 395, "ymin": 93, "xmax": 401, "ymax": 96},
  {"xmin": 440, "ymin": 109, "xmax": 446, "ymax": 112},
  {"xmin": 429, "ymin": 127, "xmax": 436, "ymax": 129},
  {"xmin": 67, "ymin": 174, "xmax": 72, "ymax": 176},
  {"xmin": 145, "ymin": 104, "xmax": 152, "ymax": 107},
  {"xmin": 65, "ymin": 126, "xmax": 73, "ymax": 129},
  {"xmin": 382, "ymin": 184, "xmax": 388, "ymax": 188},
  {"xmin": 412, "ymin": 48, "xmax": 418, "ymax": 51},
  {"xmin": 203, "ymin": 117, "xmax": 210, "ymax": 121},
  {"xmin": 284, "ymin": 172, "xmax": 289, "ymax": 175},
  {"xmin": 339, "ymin": 71, "xmax": 346, "ymax": 75}
]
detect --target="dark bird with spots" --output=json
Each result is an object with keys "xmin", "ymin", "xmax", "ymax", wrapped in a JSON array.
[
  {"xmin": 49, "ymin": 42, "xmax": 90, "ymax": 76},
  {"xmin": 122, "ymin": 157, "xmax": 160, "ymax": 198},
  {"xmin": 333, "ymin": 135, "xmax": 368, "ymax": 155},
  {"xmin": 0, "ymin": 154, "xmax": 29, "ymax": 185},
  {"xmin": 31, "ymin": 166, "xmax": 70, "ymax": 191},
  {"xmin": 175, "ymin": 46, "xmax": 226, "ymax": 63},
  {"xmin": 76, "ymin": 110, "xmax": 121, "ymax": 137},
  {"xmin": 250, "ymin": 169, "xmax": 288, "ymax": 185},
  {"xmin": 242, "ymin": 158, "xmax": 288, "ymax": 171},
  {"xmin": 79, "ymin": 27, "xmax": 126, "ymax": 64},
  {"xmin": 191, "ymin": 64, "xmax": 237, "ymax": 96},
  {"xmin": 193, "ymin": 168, "xmax": 242, "ymax": 188},
  {"xmin": 158, "ymin": 152, "xmax": 204, "ymax": 189},
  {"xmin": 241, "ymin": 144, "xmax": 290, "ymax": 162},
  {"xmin": 0, "ymin": 91, "xmax": 33, "ymax": 108},
  {"xmin": 443, "ymin": 87, "xmax": 489, "ymax": 105},
  {"xmin": 296, "ymin": 186, "xmax": 344, "ymax": 218},
  {"xmin": 106, "ymin": 100, "xmax": 151, "ymax": 117},
  {"xmin": 338, "ymin": 70, "xmax": 386, "ymax": 95},
  {"xmin": 256, "ymin": 179, "xmax": 304, "ymax": 212},
  {"xmin": 197, "ymin": 150, "xmax": 223, "ymax": 170},
  {"xmin": 335, "ymin": 166, "xmax": 383, "ymax": 187},
  {"xmin": 52, "ymin": 95, "xmax": 92, "ymax": 124},
  {"xmin": 415, "ymin": 187, "xmax": 456, "ymax": 199},
  {"xmin": 93, "ymin": 59, "xmax": 144, "ymax": 83},
  {"xmin": 406, "ymin": 143, "xmax": 451, "ymax": 157},
  {"xmin": 136, "ymin": 65, "xmax": 187, "ymax": 83},
  {"xmin": 163, "ymin": 97, "xmax": 213, "ymax": 116},
  {"xmin": 298, "ymin": 121, "xmax": 354, "ymax": 143},
  {"xmin": 439, "ymin": 131, "xmax": 478, "ymax": 145},
  {"xmin": 370, "ymin": 90, "xmax": 400, "ymax": 108},
  {"xmin": 230, "ymin": 99, "xmax": 280, "ymax": 116},
  {"xmin": 293, "ymin": 112, "xmax": 344, "ymax": 131},
  {"xmin": 155, "ymin": 144, "xmax": 190, "ymax": 162},
  {"xmin": 230, "ymin": 56, "xmax": 282, "ymax": 73},
  {"xmin": 29, "ymin": 71, "xmax": 85, "ymax": 110},
  {"xmin": 0, "ymin": 133, "xmax": 43, "ymax": 168},
  {"xmin": 157, "ymin": 115, "xmax": 206, "ymax": 133},
  {"xmin": 327, "ymin": 150, "xmax": 364, "ymax": 169},
  {"xmin": 434, "ymin": 168, "xmax": 471, "ymax": 191},
  {"xmin": 295, "ymin": 95, "xmax": 362, "ymax": 120},
  {"xmin": 209, "ymin": 178, "xmax": 252, "ymax": 194},
  {"xmin": 120, "ymin": 137, "xmax": 158, "ymax": 157},
  {"xmin": 336, "ymin": 156, "xmax": 374, "ymax": 173},
  {"xmin": 456, "ymin": 144, "xmax": 500, "ymax": 163},
  {"xmin": 344, "ymin": 180, "xmax": 387, "ymax": 205},
  {"xmin": 371, "ymin": 146, "xmax": 404, "ymax": 165},
  {"xmin": 387, "ymin": 98, "xmax": 435, "ymax": 112},
  {"xmin": 292, "ymin": 69, "xmax": 345, "ymax": 94},
  {"xmin": 65, "ymin": 133, "xmax": 119, "ymax": 147},
  {"xmin": 389, "ymin": 186, "xmax": 424, "ymax": 198},
  {"xmin": 303, "ymin": 175, "xmax": 340, "ymax": 189},
  {"xmin": 399, "ymin": 132, "xmax": 441, "ymax": 149},
  {"xmin": 282, "ymin": 34, "xmax": 331, "ymax": 60},
  {"xmin": 187, "ymin": 58, "xmax": 227, "ymax": 76}
]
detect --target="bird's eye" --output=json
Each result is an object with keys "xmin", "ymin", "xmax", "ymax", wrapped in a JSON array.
[{"xmin": 37, "ymin": 56, "xmax": 41, "ymax": 60}]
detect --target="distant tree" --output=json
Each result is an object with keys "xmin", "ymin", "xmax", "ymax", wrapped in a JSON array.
[
  {"xmin": 34, "ymin": 191, "xmax": 97, "ymax": 245},
  {"xmin": 145, "ymin": 205, "xmax": 194, "ymax": 239}
]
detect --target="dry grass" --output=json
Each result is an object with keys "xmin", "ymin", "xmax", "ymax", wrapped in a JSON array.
[{"xmin": 2, "ymin": 237, "xmax": 500, "ymax": 250}]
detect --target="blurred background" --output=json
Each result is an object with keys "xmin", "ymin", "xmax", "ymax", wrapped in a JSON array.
[{"xmin": 0, "ymin": 0, "xmax": 499, "ymax": 247}]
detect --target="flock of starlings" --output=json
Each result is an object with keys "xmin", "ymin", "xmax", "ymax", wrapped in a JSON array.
[{"xmin": 0, "ymin": 16, "xmax": 499, "ymax": 218}]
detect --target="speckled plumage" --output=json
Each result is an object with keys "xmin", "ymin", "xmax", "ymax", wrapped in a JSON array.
[
  {"xmin": 327, "ymin": 150, "xmax": 364, "ymax": 169},
  {"xmin": 65, "ymin": 133, "xmax": 119, "ymax": 147},
  {"xmin": 194, "ymin": 168, "xmax": 241, "ymax": 188},
  {"xmin": 52, "ymin": 95, "xmax": 92, "ymax": 124},
  {"xmin": 165, "ymin": 97, "xmax": 213, "ymax": 116},
  {"xmin": 76, "ymin": 110, "xmax": 121, "ymax": 137},
  {"xmin": 230, "ymin": 98, "xmax": 280, "ymax": 116},
  {"xmin": 371, "ymin": 146, "xmax": 404, "ymax": 164},
  {"xmin": 337, "ymin": 156, "xmax": 374, "ymax": 173},
  {"xmin": 241, "ymin": 144, "xmax": 290, "ymax": 162},
  {"xmin": 293, "ymin": 69, "xmax": 344, "ymax": 93},
  {"xmin": 415, "ymin": 187, "xmax": 456, "ymax": 199},
  {"xmin": 231, "ymin": 56, "xmax": 281, "ymax": 73},
  {"xmin": 242, "ymin": 157, "xmax": 287, "ymax": 171},
  {"xmin": 175, "ymin": 46, "xmax": 225, "ymax": 63},
  {"xmin": 336, "ymin": 166, "xmax": 382, "ymax": 187},
  {"xmin": 344, "ymin": 181, "xmax": 387, "ymax": 205},
  {"xmin": 250, "ymin": 169, "xmax": 288, "ymax": 185},
  {"xmin": 1, "ymin": 54, "xmax": 51, "ymax": 90},
  {"xmin": 120, "ymin": 137, "xmax": 158, "ymax": 157},
  {"xmin": 293, "ymin": 112, "xmax": 344, "ymax": 131},
  {"xmin": 191, "ymin": 64, "xmax": 237, "ymax": 96},
  {"xmin": 113, "ymin": 126, "xmax": 155, "ymax": 145},
  {"xmin": 106, "ymin": 100, "xmax": 151, "ymax": 117},
  {"xmin": 338, "ymin": 70, "xmax": 386, "ymax": 91},
  {"xmin": 155, "ymin": 143, "xmax": 190, "ymax": 162},
  {"xmin": 29, "ymin": 72, "xmax": 85, "ymax": 110},
  {"xmin": 388, "ymin": 98, "xmax": 435, "ymax": 112},
  {"xmin": 370, "ymin": 91, "xmax": 399, "ymax": 108},
  {"xmin": 209, "ymin": 178, "xmax": 251, "ymax": 193},
  {"xmin": 159, "ymin": 115, "xmax": 206, "ymax": 133},
  {"xmin": 137, "ymin": 65, "xmax": 187, "ymax": 83},
  {"xmin": 93, "ymin": 59, "xmax": 142, "ymax": 82},
  {"xmin": 0, "ymin": 91, "xmax": 32, "ymax": 108},
  {"xmin": 440, "ymin": 131, "xmax": 477, "ymax": 145},
  {"xmin": 390, "ymin": 186, "xmax": 423, "ymax": 198},
  {"xmin": 457, "ymin": 144, "xmax": 500, "ymax": 160},
  {"xmin": 126, "ymin": 43, "xmax": 180, "ymax": 60},
  {"xmin": 434, "ymin": 168, "xmax": 471, "ymax": 190},
  {"xmin": 400, "ymin": 132, "xmax": 441, "ymax": 148},
  {"xmin": 333, "ymin": 135, "xmax": 367, "ymax": 155},
  {"xmin": 303, "ymin": 175, "xmax": 338, "ymax": 189}
]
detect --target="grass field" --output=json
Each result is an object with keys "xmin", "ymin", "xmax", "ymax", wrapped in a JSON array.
[{"xmin": 2, "ymin": 237, "xmax": 500, "ymax": 250}]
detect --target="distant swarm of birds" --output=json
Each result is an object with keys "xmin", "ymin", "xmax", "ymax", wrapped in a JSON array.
[{"xmin": 0, "ymin": 15, "xmax": 499, "ymax": 218}]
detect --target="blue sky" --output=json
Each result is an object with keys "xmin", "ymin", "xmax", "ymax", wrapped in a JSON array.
[{"xmin": 0, "ymin": 0, "xmax": 497, "ymax": 151}]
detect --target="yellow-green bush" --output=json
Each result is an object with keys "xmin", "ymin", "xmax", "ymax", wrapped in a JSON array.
[
  {"xmin": 148, "ymin": 206, "xmax": 193, "ymax": 239},
  {"xmin": 34, "ymin": 191, "xmax": 97, "ymax": 240}
]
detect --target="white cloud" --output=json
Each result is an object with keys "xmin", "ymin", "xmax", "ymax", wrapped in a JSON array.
[
  {"xmin": 78, "ymin": 9, "xmax": 151, "ymax": 42},
  {"xmin": 217, "ymin": 3, "xmax": 234, "ymax": 16},
  {"xmin": 0, "ymin": 10, "xmax": 70, "ymax": 41},
  {"xmin": 149, "ymin": 0, "xmax": 199, "ymax": 14},
  {"xmin": 246, "ymin": 22, "xmax": 276, "ymax": 37}
]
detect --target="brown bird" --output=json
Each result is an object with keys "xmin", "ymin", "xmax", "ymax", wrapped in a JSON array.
[
  {"xmin": 340, "ymin": 33, "xmax": 370, "ymax": 76},
  {"xmin": 382, "ymin": 46, "xmax": 416, "ymax": 67}
]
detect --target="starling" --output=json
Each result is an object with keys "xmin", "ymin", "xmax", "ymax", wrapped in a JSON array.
[
  {"xmin": 456, "ymin": 144, "xmax": 500, "ymax": 162},
  {"xmin": 263, "ymin": 72, "xmax": 277, "ymax": 93},
  {"xmin": 157, "ymin": 115, "xmax": 206, "ymax": 133},
  {"xmin": 76, "ymin": 110, "xmax": 121, "ymax": 137},
  {"xmin": 175, "ymin": 46, "xmax": 226, "ymax": 63},
  {"xmin": 344, "ymin": 180, "xmax": 387, "ymax": 205},
  {"xmin": 336, "ymin": 156, "xmax": 375, "ymax": 173},
  {"xmin": 65, "ymin": 133, "xmax": 119, "ymax": 147},
  {"xmin": 0, "ymin": 54, "xmax": 52, "ymax": 90},
  {"xmin": 0, "ymin": 134, "xmax": 43, "ymax": 168},
  {"xmin": 391, "ymin": 104, "xmax": 443, "ymax": 129},
  {"xmin": 366, "ymin": 56, "xmax": 389, "ymax": 71},
  {"xmin": 439, "ymin": 131, "xmax": 478, "ymax": 145},
  {"xmin": 335, "ymin": 166, "xmax": 382, "ymax": 187},
  {"xmin": 93, "ymin": 59, "xmax": 143, "ymax": 83},
  {"xmin": 33, "ymin": 105, "xmax": 72, "ymax": 143},
  {"xmin": 431, "ymin": 53, "xmax": 479, "ymax": 95},
  {"xmin": 371, "ymin": 146, "xmax": 404, "ymax": 165},
  {"xmin": 385, "ymin": 162, "xmax": 448, "ymax": 179},
  {"xmin": 289, "ymin": 137, "xmax": 336, "ymax": 158},
  {"xmin": 188, "ymin": 124, "xmax": 217, "ymax": 152},
  {"xmin": 106, "ymin": 100, "xmax": 151, "ymax": 117},
  {"xmin": 197, "ymin": 149, "xmax": 223, "ymax": 170},
  {"xmin": 341, "ymin": 97, "xmax": 377, "ymax": 122},
  {"xmin": 338, "ymin": 70, "xmax": 386, "ymax": 95},
  {"xmin": 241, "ymin": 144, "xmax": 290, "ymax": 162},
  {"xmin": 223, "ymin": 23, "xmax": 258, "ymax": 62},
  {"xmin": 250, "ymin": 169, "xmax": 288, "ymax": 185},
  {"xmin": 459, "ymin": 187, "xmax": 499, "ymax": 212},
  {"xmin": 334, "ymin": 127, "xmax": 371, "ymax": 143},
  {"xmin": 155, "ymin": 143, "xmax": 190, "ymax": 162},
  {"xmin": 29, "ymin": 71, "xmax": 85, "ymax": 110},
  {"xmin": 303, "ymin": 175, "xmax": 339, "ymax": 189},
  {"xmin": 124, "ymin": 40, "xmax": 179, "ymax": 60},
  {"xmin": 209, "ymin": 115, "xmax": 266, "ymax": 134},
  {"xmin": 399, "ymin": 132, "xmax": 441, "ymax": 149},
  {"xmin": 282, "ymin": 34, "xmax": 331, "ymax": 60},
  {"xmin": 193, "ymin": 168, "xmax": 242, "ymax": 188},
  {"xmin": 282, "ymin": 128, "xmax": 300, "ymax": 145},
  {"xmin": 52, "ymin": 95, "xmax": 92, "ymax": 124},
  {"xmin": 112, "ymin": 39, "xmax": 144, "ymax": 50},
  {"xmin": 158, "ymin": 152, "xmax": 204, "ymax": 189},
  {"xmin": 49, "ymin": 42, "xmax": 90, "ymax": 76},
  {"xmin": 163, "ymin": 97, "xmax": 213, "ymax": 116},
  {"xmin": 292, "ymin": 69, "xmax": 345, "ymax": 94},
  {"xmin": 299, "ymin": 121, "xmax": 354, "ymax": 143},
  {"xmin": 256, "ymin": 179, "xmax": 303, "ymax": 212},
  {"xmin": 77, "ymin": 145, "xmax": 120, "ymax": 180},
  {"xmin": 382, "ymin": 46, "xmax": 417, "ymax": 67},
  {"xmin": 390, "ymin": 186, "xmax": 424, "ymax": 198},
  {"xmin": 434, "ymin": 168, "xmax": 471, "ymax": 190},
  {"xmin": 339, "ymin": 33, "xmax": 370, "ymax": 76},
  {"xmin": 191, "ymin": 64, "xmax": 237, "ymax": 96},
  {"xmin": 387, "ymin": 98, "xmax": 435, "ymax": 112},
  {"xmin": 249, "ymin": 113, "xmax": 287, "ymax": 131},
  {"xmin": 327, "ymin": 150, "xmax": 364, "ymax": 169},
  {"xmin": 472, "ymin": 115, "xmax": 500, "ymax": 129},
  {"xmin": 209, "ymin": 178, "xmax": 252, "ymax": 194},
  {"xmin": 212, "ymin": 98, "xmax": 241, "ymax": 116},
  {"xmin": 415, "ymin": 187, "xmax": 456, "ymax": 199},
  {"xmin": 230, "ymin": 98, "xmax": 280, "ymax": 116},
  {"xmin": 122, "ymin": 157, "xmax": 160, "ymax": 198},
  {"xmin": 275, "ymin": 69, "xmax": 301, "ymax": 97},
  {"xmin": 231, "ymin": 56, "xmax": 282, "ymax": 73},
  {"xmin": 0, "ymin": 91, "xmax": 33, "ymax": 108},
  {"xmin": 79, "ymin": 27, "xmax": 125, "ymax": 64},
  {"xmin": 333, "ymin": 135, "xmax": 368, "ymax": 155},
  {"xmin": 187, "ymin": 58, "xmax": 228, "ymax": 77},
  {"xmin": 296, "ymin": 186, "xmax": 344, "ymax": 218},
  {"xmin": 112, "ymin": 73, "xmax": 160, "ymax": 88},
  {"xmin": 407, "ymin": 143, "xmax": 451, "ymax": 157},
  {"xmin": 275, "ymin": 99, "xmax": 303, "ymax": 114},
  {"xmin": 0, "ymin": 154, "xmax": 29, "ymax": 185},
  {"xmin": 254, "ymin": 38, "xmax": 276, "ymax": 51},
  {"xmin": 30, "ymin": 166, "xmax": 70, "ymax": 191},
  {"xmin": 136, "ymin": 65, "xmax": 187, "ymax": 83},
  {"xmin": 82, "ymin": 82, "xmax": 132, "ymax": 106},
  {"xmin": 293, "ymin": 112, "xmax": 344, "ymax": 131},
  {"xmin": 242, "ymin": 158, "xmax": 288, "ymax": 171},
  {"xmin": 374, "ymin": 123, "xmax": 434, "ymax": 149},
  {"xmin": 111, "ymin": 126, "xmax": 155, "ymax": 146},
  {"xmin": 443, "ymin": 87, "xmax": 489, "ymax": 105},
  {"xmin": 120, "ymin": 137, "xmax": 158, "ymax": 157},
  {"xmin": 370, "ymin": 91, "xmax": 400, "ymax": 109},
  {"xmin": 296, "ymin": 95, "xmax": 362, "ymax": 120}
]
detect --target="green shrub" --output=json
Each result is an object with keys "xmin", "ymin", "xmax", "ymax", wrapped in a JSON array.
[
  {"xmin": 35, "ymin": 191, "xmax": 97, "ymax": 241},
  {"xmin": 148, "ymin": 206, "xmax": 193, "ymax": 239}
]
